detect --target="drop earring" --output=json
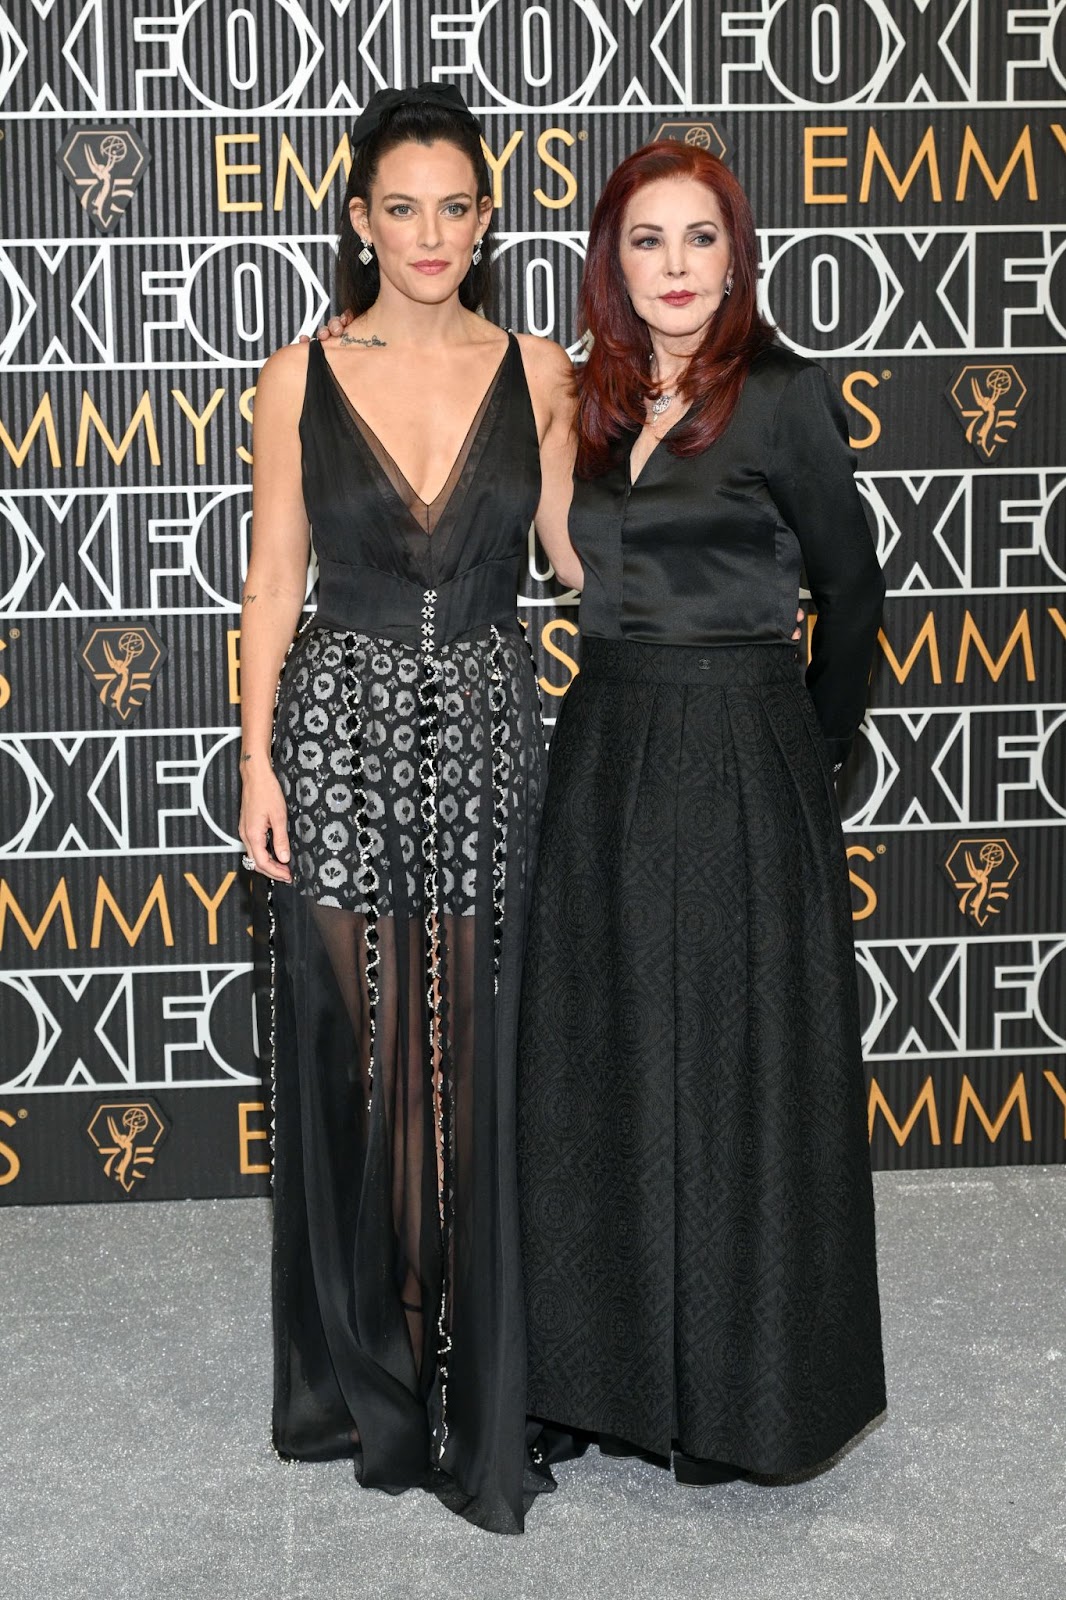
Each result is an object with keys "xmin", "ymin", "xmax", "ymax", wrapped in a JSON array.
[
  {"xmin": 723, "ymin": 273, "xmax": 733, "ymax": 297},
  {"xmin": 472, "ymin": 238, "xmax": 483, "ymax": 266},
  {"xmin": 357, "ymin": 237, "xmax": 374, "ymax": 266}
]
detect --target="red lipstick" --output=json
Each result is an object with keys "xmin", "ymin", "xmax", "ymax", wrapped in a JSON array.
[{"xmin": 661, "ymin": 291, "xmax": 696, "ymax": 306}]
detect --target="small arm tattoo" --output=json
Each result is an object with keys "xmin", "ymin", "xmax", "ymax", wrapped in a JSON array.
[
  {"xmin": 240, "ymin": 753, "xmax": 252, "ymax": 764},
  {"xmin": 241, "ymin": 593, "xmax": 257, "ymax": 608}
]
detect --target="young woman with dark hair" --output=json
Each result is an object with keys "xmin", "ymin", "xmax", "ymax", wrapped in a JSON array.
[
  {"xmin": 517, "ymin": 140, "xmax": 888, "ymax": 1484},
  {"xmin": 237, "ymin": 84, "xmax": 580, "ymax": 1534}
]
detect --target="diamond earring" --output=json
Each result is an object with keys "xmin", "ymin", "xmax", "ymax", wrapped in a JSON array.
[
  {"xmin": 357, "ymin": 237, "xmax": 374, "ymax": 266},
  {"xmin": 723, "ymin": 273, "xmax": 733, "ymax": 297},
  {"xmin": 472, "ymin": 239, "xmax": 483, "ymax": 266}
]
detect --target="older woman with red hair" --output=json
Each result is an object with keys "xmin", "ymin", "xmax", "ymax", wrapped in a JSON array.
[{"xmin": 518, "ymin": 141, "xmax": 887, "ymax": 1484}]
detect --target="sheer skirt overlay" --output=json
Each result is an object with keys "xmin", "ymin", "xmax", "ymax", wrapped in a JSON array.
[{"xmin": 270, "ymin": 618, "xmax": 546, "ymax": 1534}]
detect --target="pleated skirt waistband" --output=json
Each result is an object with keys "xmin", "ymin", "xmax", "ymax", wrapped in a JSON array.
[{"xmin": 578, "ymin": 637, "xmax": 802, "ymax": 688}]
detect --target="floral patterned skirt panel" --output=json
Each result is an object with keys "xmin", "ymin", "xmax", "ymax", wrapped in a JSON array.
[{"xmin": 270, "ymin": 618, "xmax": 548, "ymax": 1534}]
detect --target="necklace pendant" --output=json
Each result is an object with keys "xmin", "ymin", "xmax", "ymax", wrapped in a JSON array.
[{"xmin": 651, "ymin": 392, "xmax": 673, "ymax": 417}]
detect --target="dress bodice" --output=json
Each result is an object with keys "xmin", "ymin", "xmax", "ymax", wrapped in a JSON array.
[
  {"xmin": 569, "ymin": 344, "xmax": 885, "ymax": 758},
  {"xmin": 299, "ymin": 332, "xmax": 541, "ymax": 646}
]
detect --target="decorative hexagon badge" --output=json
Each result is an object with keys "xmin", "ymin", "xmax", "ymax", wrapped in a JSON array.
[
  {"xmin": 942, "ymin": 837, "xmax": 1021, "ymax": 929},
  {"xmin": 652, "ymin": 121, "xmax": 729, "ymax": 161},
  {"xmin": 947, "ymin": 364, "xmax": 1028, "ymax": 462},
  {"xmin": 78, "ymin": 622, "xmax": 168, "ymax": 725},
  {"xmin": 86, "ymin": 1100, "xmax": 169, "ymax": 1195},
  {"xmin": 57, "ymin": 125, "xmax": 151, "ymax": 234}
]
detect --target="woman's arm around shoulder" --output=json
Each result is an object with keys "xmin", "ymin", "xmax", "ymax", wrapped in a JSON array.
[
  {"xmin": 237, "ymin": 343, "xmax": 313, "ymax": 882},
  {"xmin": 514, "ymin": 333, "xmax": 583, "ymax": 593}
]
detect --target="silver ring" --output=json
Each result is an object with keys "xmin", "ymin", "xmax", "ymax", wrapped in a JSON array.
[{"xmin": 241, "ymin": 854, "xmax": 256, "ymax": 871}]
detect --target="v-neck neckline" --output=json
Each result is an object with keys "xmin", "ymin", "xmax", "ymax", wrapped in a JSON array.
[
  {"xmin": 627, "ymin": 409, "xmax": 688, "ymax": 489},
  {"xmin": 318, "ymin": 335, "xmax": 512, "ymax": 532}
]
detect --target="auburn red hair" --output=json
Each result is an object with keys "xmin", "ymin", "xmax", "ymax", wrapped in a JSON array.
[{"xmin": 576, "ymin": 141, "xmax": 776, "ymax": 477}]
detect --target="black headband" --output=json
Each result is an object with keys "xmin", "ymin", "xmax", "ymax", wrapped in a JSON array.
[{"xmin": 350, "ymin": 83, "xmax": 480, "ymax": 150}]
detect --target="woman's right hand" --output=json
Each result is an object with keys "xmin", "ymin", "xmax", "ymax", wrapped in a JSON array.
[
  {"xmin": 238, "ymin": 760, "xmax": 293, "ymax": 883},
  {"xmin": 298, "ymin": 309, "xmax": 354, "ymax": 345}
]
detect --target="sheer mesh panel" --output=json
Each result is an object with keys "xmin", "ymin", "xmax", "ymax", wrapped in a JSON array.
[{"xmin": 319, "ymin": 345, "xmax": 509, "ymax": 535}]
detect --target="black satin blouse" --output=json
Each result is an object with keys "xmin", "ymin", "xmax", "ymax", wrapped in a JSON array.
[{"xmin": 570, "ymin": 344, "xmax": 886, "ymax": 766}]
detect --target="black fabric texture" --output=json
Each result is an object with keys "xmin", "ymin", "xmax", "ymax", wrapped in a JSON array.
[
  {"xmin": 570, "ymin": 344, "xmax": 885, "ymax": 768},
  {"xmin": 271, "ymin": 333, "xmax": 550, "ymax": 1534},
  {"xmin": 518, "ymin": 409, "xmax": 887, "ymax": 1474}
]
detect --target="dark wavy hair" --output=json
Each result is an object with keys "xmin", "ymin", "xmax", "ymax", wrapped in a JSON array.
[
  {"xmin": 576, "ymin": 141, "xmax": 776, "ymax": 478},
  {"xmin": 336, "ymin": 102, "xmax": 495, "ymax": 318}
]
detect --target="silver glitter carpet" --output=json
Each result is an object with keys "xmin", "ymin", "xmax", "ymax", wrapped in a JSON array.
[{"xmin": 2, "ymin": 1167, "xmax": 1064, "ymax": 1600}]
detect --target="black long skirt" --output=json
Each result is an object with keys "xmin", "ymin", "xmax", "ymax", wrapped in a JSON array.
[
  {"xmin": 517, "ymin": 639, "xmax": 886, "ymax": 1475},
  {"xmin": 269, "ymin": 623, "xmax": 549, "ymax": 1533}
]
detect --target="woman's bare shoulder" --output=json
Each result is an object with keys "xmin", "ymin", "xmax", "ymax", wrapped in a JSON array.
[
  {"xmin": 513, "ymin": 331, "xmax": 573, "ymax": 373},
  {"xmin": 258, "ymin": 341, "xmax": 312, "ymax": 390},
  {"xmin": 513, "ymin": 332, "xmax": 575, "ymax": 401},
  {"xmin": 252, "ymin": 343, "xmax": 312, "ymax": 428}
]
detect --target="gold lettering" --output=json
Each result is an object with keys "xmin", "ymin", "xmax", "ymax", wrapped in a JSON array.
[
  {"xmin": 804, "ymin": 126, "xmax": 848, "ymax": 204},
  {"xmin": 75, "ymin": 391, "xmax": 161, "ymax": 468},
  {"xmin": 0, "ymin": 393, "xmax": 62, "ymax": 469},
  {"xmin": 539, "ymin": 617, "xmax": 580, "ymax": 697},
  {"xmin": 868, "ymin": 1076, "xmax": 941, "ymax": 1146},
  {"xmin": 183, "ymin": 871, "xmax": 237, "ymax": 945},
  {"xmin": 954, "ymin": 610, "xmax": 1035, "ymax": 684},
  {"xmin": 273, "ymin": 132, "xmax": 351, "ymax": 212},
  {"xmin": 215, "ymin": 133, "xmax": 262, "ymax": 213},
  {"xmin": 534, "ymin": 128, "xmax": 578, "ymax": 210},
  {"xmin": 0, "ymin": 639, "xmax": 10, "ymax": 710},
  {"xmin": 1048, "ymin": 606, "xmax": 1066, "ymax": 644},
  {"xmin": 846, "ymin": 844, "xmax": 877, "ymax": 922},
  {"xmin": 878, "ymin": 613, "xmax": 943, "ymax": 684},
  {"xmin": 1044, "ymin": 1070, "xmax": 1066, "ymax": 1135},
  {"xmin": 1052, "ymin": 124, "xmax": 1066, "ymax": 159},
  {"xmin": 953, "ymin": 1072, "xmax": 1032, "ymax": 1144},
  {"xmin": 0, "ymin": 880, "xmax": 76, "ymax": 951},
  {"xmin": 238, "ymin": 1100, "xmax": 271, "ymax": 1176},
  {"xmin": 0, "ymin": 1109, "xmax": 20, "ymax": 1186},
  {"xmin": 841, "ymin": 371, "xmax": 881, "ymax": 449},
  {"xmin": 481, "ymin": 131, "xmax": 524, "ymax": 209},
  {"xmin": 90, "ymin": 876, "xmax": 174, "ymax": 949},
  {"xmin": 171, "ymin": 388, "xmax": 226, "ymax": 466},
  {"xmin": 237, "ymin": 386, "xmax": 255, "ymax": 466},
  {"xmin": 955, "ymin": 126, "xmax": 1037, "ymax": 202},
  {"xmin": 860, "ymin": 126, "xmax": 942, "ymax": 204},
  {"xmin": 227, "ymin": 629, "xmax": 241, "ymax": 705}
]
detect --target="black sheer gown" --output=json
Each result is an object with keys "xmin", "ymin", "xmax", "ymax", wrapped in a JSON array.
[
  {"xmin": 518, "ymin": 346, "xmax": 888, "ymax": 1476},
  {"xmin": 269, "ymin": 334, "xmax": 548, "ymax": 1533}
]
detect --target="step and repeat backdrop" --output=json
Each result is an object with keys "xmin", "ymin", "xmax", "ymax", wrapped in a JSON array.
[{"xmin": 1, "ymin": 0, "xmax": 1065, "ymax": 1204}]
